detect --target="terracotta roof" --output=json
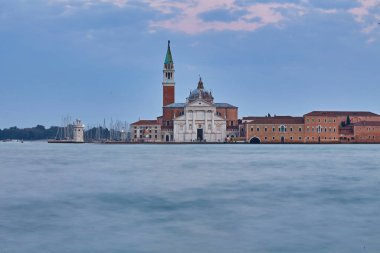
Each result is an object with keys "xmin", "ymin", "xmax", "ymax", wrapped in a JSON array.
[
  {"xmin": 244, "ymin": 116, "xmax": 304, "ymax": 125},
  {"xmin": 304, "ymin": 111, "xmax": 379, "ymax": 117},
  {"xmin": 354, "ymin": 121, "xmax": 380, "ymax": 127},
  {"xmin": 131, "ymin": 120, "xmax": 159, "ymax": 126}
]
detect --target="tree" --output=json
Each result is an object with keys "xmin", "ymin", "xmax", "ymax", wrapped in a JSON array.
[{"xmin": 346, "ymin": 115, "xmax": 351, "ymax": 125}]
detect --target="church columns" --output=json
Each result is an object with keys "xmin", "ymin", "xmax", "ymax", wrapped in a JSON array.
[
  {"xmin": 205, "ymin": 110, "xmax": 207, "ymax": 133},
  {"xmin": 192, "ymin": 111, "xmax": 196, "ymax": 133},
  {"xmin": 212, "ymin": 111, "xmax": 215, "ymax": 131},
  {"xmin": 185, "ymin": 110, "xmax": 188, "ymax": 132}
]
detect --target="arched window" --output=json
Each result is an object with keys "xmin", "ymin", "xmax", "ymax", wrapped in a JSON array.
[{"xmin": 280, "ymin": 125, "xmax": 286, "ymax": 133}]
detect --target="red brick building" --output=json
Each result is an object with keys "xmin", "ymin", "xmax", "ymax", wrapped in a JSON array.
[
  {"xmin": 242, "ymin": 116, "xmax": 304, "ymax": 143},
  {"xmin": 352, "ymin": 121, "xmax": 380, "ymax": 143},
  {"xmin": 303, "ymin": 111, "xmax": 380, "ymax": 143},
  {"xmin": 242, "ymin": 111, "xmax": 380, "ymax": 144}
]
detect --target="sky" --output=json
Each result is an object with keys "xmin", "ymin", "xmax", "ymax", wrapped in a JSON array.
[{"xmin": 0, "ymin": 0, "xmax": 380, "ymax": 128}]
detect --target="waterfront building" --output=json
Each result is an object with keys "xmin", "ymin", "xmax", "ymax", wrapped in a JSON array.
[
  {"xmin": 171, "ymin": 78, "xmax": 228, "ymax": 142},
  {"xmin": 352, "ymin": 121, "xmax": 380, "ymax": 143},
  {"xmin": 130, "ymin": 120, "xmax": 161, "ymax": 143},
  {"xmin": 73, "ymin": 119, "xmax": 85, "ymax": 143},
  {"xmin": 303, "ymin": 111, "xmax": 380, "ymax": 143},
  {"xmin": 131, "ymin": 41, "xmax": 238, "ymax": 143},
  {"xmin": 241, "ymin": 111, "xmax": 380, "ymax": 144},
  {"xmin": 130, "ymin": 40, "xmax": 380, "ymax": 144},
  {"xmin": 242, "ymin": 116, "xmax": 304, "ymax": 144}
]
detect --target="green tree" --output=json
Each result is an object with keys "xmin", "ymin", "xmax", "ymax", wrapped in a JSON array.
[{"xmin": 346, "ymin": 115, "xmax": 351, "ymax": 125}]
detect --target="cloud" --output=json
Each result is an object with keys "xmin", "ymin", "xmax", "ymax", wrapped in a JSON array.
[
  {"xmin": 48, "ymin": 0, "xmax": 129, "ymax": 15},
  {"xmin": 145, "ymin": 0, "xmax": 306, "ymax": 34},
  {"xmin": 348, "ymin": 0, "xmax": 380, "ymax": 23},
  {"xmin": 348, "ymin": 0, "xmax": 380, "ymax": 40},
  {"xmin": 316, "ymin": 8, "xmax": 338, "ymax": 14}
]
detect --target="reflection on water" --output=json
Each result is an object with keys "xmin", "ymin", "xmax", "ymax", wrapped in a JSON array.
[{"xmin": 1, "ymin": 142, "xmax": 380, "ymax": 253}]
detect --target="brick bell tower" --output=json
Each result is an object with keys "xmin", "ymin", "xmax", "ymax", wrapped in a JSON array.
[{"xmin": 163, "ymin": 40, "xmax": 175, "ymax": 106}]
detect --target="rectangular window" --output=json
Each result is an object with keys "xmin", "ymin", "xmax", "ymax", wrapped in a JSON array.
[
  {"xmin": 265, "ymin": 128, "xmax": 267, "ymax": 132},
  {"xmin": 290, "ymin": 128, "xmax": 293, "ymax": 132},
  {"xmin": 251, "ymin": 127, "xmax": 254, "ymax": 132},
  {"xmin": 272, "ymin": 127, "xmax": 275, "ymax": 132},
  {"xmin": 256, "ymin": 128, "xmax": 260, "ymax": 132},
  {"xmin": 299, "ymin": 127, "xmax": 302, "ymax": 132},
  {"xmin": 155, "ymin": 135, "xmax": 157, "ymax": 139}
]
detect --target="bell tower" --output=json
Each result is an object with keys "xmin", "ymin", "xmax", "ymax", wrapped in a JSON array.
[{"xmin": 163, "ymin": 40, "xmax": 175, "ymax": 107}]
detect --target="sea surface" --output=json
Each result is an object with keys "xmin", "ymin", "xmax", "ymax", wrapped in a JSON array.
[{"xmin": 1, "ymin": 142, "xmax": 380, "ymax": 253}]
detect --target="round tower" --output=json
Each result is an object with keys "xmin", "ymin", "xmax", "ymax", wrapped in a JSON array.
[{"xmin": 73, "ymin": 119, "xmax": 85, "ymax": 143}]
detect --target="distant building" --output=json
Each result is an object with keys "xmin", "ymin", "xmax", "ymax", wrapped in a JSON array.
[
  {"xmin": 243, "ymin": 116, "xmax": 304, "ymax": 144},
  {"xmin": 130, "ymin": 120, "xmax": 161, "ymax": 143},
  {"xmin": 159, "ymin": 41, "xmax": 238, "ymax": 142},
  {"xmin": 352, "ymin": 121, "xmax": 380, "ymax": 143},
  {"xmin": 303, "ymin": 111, "xmax": 380, "ymax": 143},
  {"xmin": 241, "ymin": 111, "xmax": 380, "ymax": 144},
  {"xmin": 72, "ymin": 119, "xmax": 84, "ymax": 143},
  {"xmin": 131, "ymin": 40, "xmax": 380, "ymax": 144},
  {"xmin": 131, "ymin": 40, "xmax": 238, "ymax": 142}
]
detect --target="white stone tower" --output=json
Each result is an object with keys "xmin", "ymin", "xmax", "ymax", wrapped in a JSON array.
[{"xmin": 73, "ymin": 119, "xmax": 85, "ymax": 143}]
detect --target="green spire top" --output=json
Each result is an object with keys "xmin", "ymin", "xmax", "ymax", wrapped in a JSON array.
[{"xmin": 164, "ymin": 40, "xmax": 173, "ymax": 64}]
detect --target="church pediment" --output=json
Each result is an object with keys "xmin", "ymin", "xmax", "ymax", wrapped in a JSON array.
[{"xmin": 187, "ymin": 99, "xmax": 214, "ymax": 108}]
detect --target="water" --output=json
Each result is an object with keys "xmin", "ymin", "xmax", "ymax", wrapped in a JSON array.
[{"xmin": 1, "ymin": 142, "xmax": 380, "ymax": 253}]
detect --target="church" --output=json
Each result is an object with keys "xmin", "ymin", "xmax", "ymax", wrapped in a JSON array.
[{"xmin": 130, "ymin": 41, "xmax": 239, "ymax": 143}]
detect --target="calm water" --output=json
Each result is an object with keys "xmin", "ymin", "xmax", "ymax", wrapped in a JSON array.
[{"xmin": 1, "ymin": 142, "xmax": 380, "ymax": 253}]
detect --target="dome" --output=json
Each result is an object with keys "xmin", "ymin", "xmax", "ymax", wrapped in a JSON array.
[{"xmin": 187, "ymin": 78, "xmax": 214, "ymax": 103}]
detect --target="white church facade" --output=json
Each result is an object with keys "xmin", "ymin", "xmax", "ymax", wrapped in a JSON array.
[{"xmin": 173, "ymin": 78, "xmax": 227, "ymax": 142}]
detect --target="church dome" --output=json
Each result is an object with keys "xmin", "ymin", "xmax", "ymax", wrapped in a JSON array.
[{"xmin": 187, "ymin": 78, "xmax": 214, "ymax": 103}]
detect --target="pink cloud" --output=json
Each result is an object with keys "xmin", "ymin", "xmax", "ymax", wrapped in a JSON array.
[
  {"xmin": 145, "ymin": 0, "xmax": 306, "ymax": 34},
  {"xmin": 348, "ymin": 0, "xmax": 380, "ymax": 22}
]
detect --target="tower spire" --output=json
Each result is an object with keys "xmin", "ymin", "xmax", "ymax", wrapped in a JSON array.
[
  {"xmin": 164, "ymin": 40, "xmax": 173, "ymax": 65},
  {"xmin": 197, "ymin": 76, "xmax": 204, "ymax": 89}
]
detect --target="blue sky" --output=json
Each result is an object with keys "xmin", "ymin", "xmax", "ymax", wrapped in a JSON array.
[{"xmin": 0, "ymin": 0, "xmax": 380, "ymax": 128}]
